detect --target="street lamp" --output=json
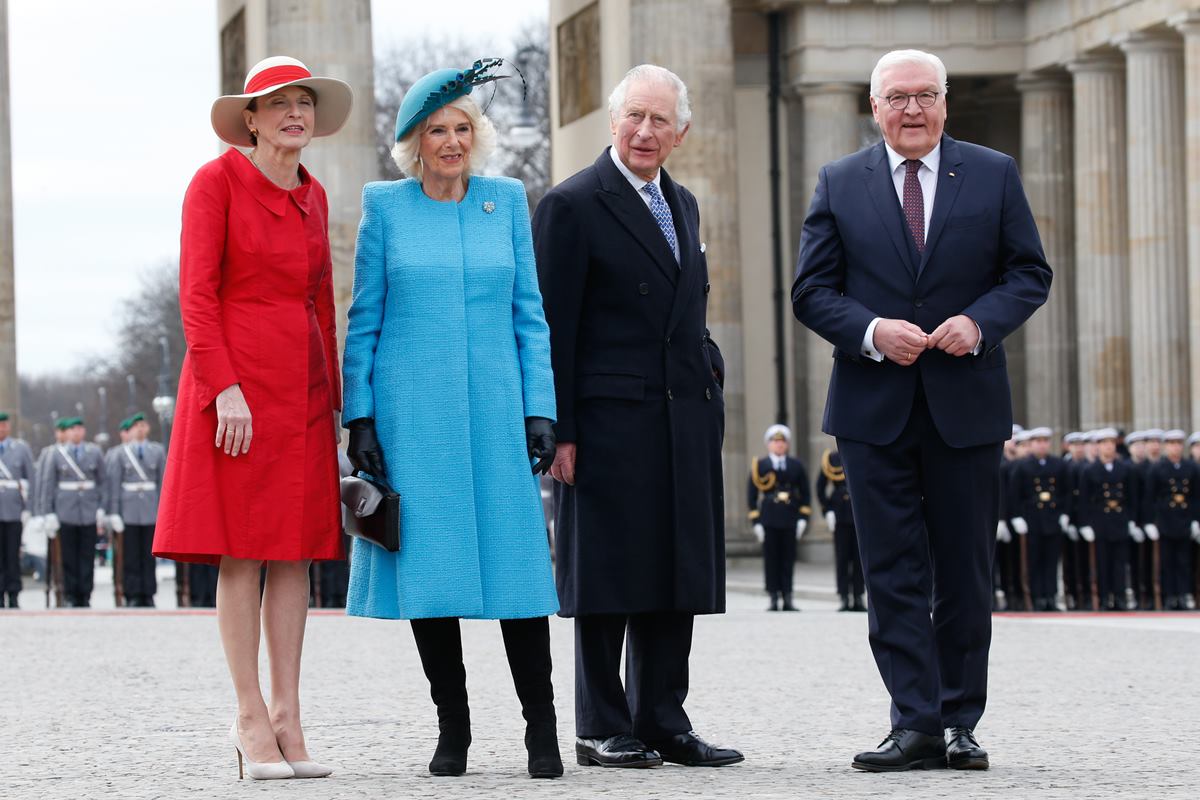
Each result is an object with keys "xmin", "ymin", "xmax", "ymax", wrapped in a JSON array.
[
  {"xmin": 126, "ymin": 374, "xmax": 137, "ymax": 415},
  {"xmin": 95, "ymin": 387, "xmax": 110, "ymax": 448},
  {"xmin": 507, "ymin": 46, "xmax": 540, "ymax": 150},
  {"xmin": 152, "ymin": 336, "xmax": 175, "ymax": 451}
]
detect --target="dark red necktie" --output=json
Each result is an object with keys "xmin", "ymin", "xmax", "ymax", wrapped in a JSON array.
[{"xmin": 903, "ymin": 159, "xmax": 925, "ymax": 252}]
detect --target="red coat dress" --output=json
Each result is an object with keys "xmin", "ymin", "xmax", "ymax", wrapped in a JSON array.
[{"xmin": 153, "ymin": 148, "xmax": 342, "ymax": 565}]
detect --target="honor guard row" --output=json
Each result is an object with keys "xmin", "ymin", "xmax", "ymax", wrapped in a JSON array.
[{"xmin": 999, "ymin": 425, "xmax": 1200, "ymax": 613}]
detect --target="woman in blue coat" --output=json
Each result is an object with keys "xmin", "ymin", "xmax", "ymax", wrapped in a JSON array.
[{"xmin": 341, "ymin": 60, "xmax": 561, "ymax": 779}]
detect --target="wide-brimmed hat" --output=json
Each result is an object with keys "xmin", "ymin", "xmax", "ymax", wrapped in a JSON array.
[
  {"xmin": 211, "ymin": 56, "xmax": 353, "ymax": 147},
  {"xmin": 394, "ymin": 58, "xmax": 508, "ymax": 142}
]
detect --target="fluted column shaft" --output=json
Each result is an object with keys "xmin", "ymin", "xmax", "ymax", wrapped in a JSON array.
[
  {"xmin": 1119, "ymin": 32, "xmax": 1190, "ymax": 431},
  {"xmin": 1067, "ymin": 55, "xmax": 1131, "ymax": 431},
  {"xmin": 1171, "ymin": 12, "xmax": 1200, "ymax": 430},
  {"xmin": 795, "ymin": 83, "xmax": 861, "ymax": 477},
  {"xmin": 630, "ymin": 0, "xmax": 749, "ymax": 541},
  {"xmin": 0, "ymin": 0, "xmax": 17, "ymax": 428},
  {"xmin": 1017, "ymin": 73, "xmax": 1076, "ymax": 432}
]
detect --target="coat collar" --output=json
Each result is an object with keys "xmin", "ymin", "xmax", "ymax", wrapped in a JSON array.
[
  {"xmin": 223, "ymin": 148, "xmax": 314, "ymax": 217},
  {"xmin": 593, "ymin": 148, "xmax": 680, "ymax": 285}
]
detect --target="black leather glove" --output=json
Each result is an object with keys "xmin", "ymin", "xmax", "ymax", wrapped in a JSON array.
[
  {"xmin": 525, "ymin": 416, "xmax": 556, "ymax": 476},
  {"xmin": 346, "ymin": 417, "xmax": 387, "ymax": 480}
]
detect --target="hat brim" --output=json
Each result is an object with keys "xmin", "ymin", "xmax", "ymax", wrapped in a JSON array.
[{"xmin": 210, "ymin": 77, "xmax": 353, "ymax": 147}]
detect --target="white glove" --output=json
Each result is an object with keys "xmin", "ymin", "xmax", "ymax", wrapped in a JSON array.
[
  {"xmin": 109, "ymin": 514, "xmax": 126, "ymax": 534},
  {"xmin": 752, "ymin": 523, "xmax": 765, "ymax": 543},
  {"xmin": 1128, "ymin": 521, "xmax": 1144, "ymax": 543},
  {"xmin": 1011, "ymin": 517, "xmax": 1029, "ymax": 535},
  {"xmin": 795, "ymin": 519, "xmax": 808, "ymax": 540},
  {"xmin": 996, "ymin": 520, "xmax": 1011, "ymax": 543},
  {"xmin": 20, "ymin": 509, "xmax": 31, "ymax": 524},
  {"xmin": 824, "ymin": 510, "xmax": 836, "ymax": 530},
  {"xmin": 1191, "ymin": 520, "xmax": 1200, "ymax": 542},
  {"xmin": 1066, "ymin": 525, "xmax": 1079, "ymax": 543},
  {"xmin": 25, "ymin": 515, "xmax": 44, "ymax": 539},
  {"xmin": 1144, "ymin": 523, "xmax": 1159, "ymax": 542},
  {"xmin": 44, "ymin": 513, "xmax": 60, "ymax": 534},
  {"xmin": 1059, "ymin": 514, "xmax": 1071, "ymax": 533},
  {"xmin": 1080, "ymin": 526, "xmax": 1095, "ymax": 543},
  {"xmin": 96, "ymin": 508, "xmax": 107, "ymax": 526}
]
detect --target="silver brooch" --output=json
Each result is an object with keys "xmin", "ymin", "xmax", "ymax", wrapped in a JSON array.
[{"xmin": 483, "ymin": 201, "xmax": 495, "ymax": 214}]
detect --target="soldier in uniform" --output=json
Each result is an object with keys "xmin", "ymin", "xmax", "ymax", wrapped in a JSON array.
[
  {"xmin": 994, "ymin": 425, "xmax": 1023, "ymax": 610},
  {"xmin": 1060, "ymin": 431, "xmax": 1089, "ymax": 610},
  {"xmin": 1077, "ymin": 428, "xmax": 1137, "ymax": 611},
  {"xmin": 1009, "ymin": 427, "xmax": 1071, "ymax": 611},
  {"xmin": 815, "ymin": 447, "xmax": 863, "ymax": 612},
  {"xmin": 0, "ymin": 412, "xmax": 37, "ymax": 608},
  {"xmin": 314, "ymin": 449, "xmax": 354, "ymax": 608},
  {"xmin": 36, "ymin": 417, "xmax": 106, "ymax": 607},
  {"xmin": 1141, "ymin": 430, "xmax": 1200, "ymax": 610},
  {"xmin": 105, "ymin": 413, "xmax": 166, "ymax": 607},
  {"xmin": 1125, "ymin": 431, "xmax": 1157, "ymax": 608},
  {"xmin": 1188, "ymin": 432, "xmax": 1200, "ymax": 464},
  {"xmin": 747, "ymin": 425, "xmax": 811, "ymax": 611}
]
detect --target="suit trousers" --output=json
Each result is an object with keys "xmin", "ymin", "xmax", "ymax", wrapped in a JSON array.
[
  {"xmin": 838, "ymin": 382, "xmax": 1000, "ymax": 736},
  {"xmin": 574, "ymin": 613, "xmax": 693, "ymax": 740},
  {"xmin": 833, "ymin": 523, "xmax": 864, "ymax": 598},
  {"xmin": 762, "ymin": 526, "xmax": 796, "ymax": 594},
  {"xmin": 59, "ymin": 524, "xmax": 97, "ymax": 602},
  {"xmin": 122, "ymin": 524, "xmax": 157, "ymax": 602},
  {"xmin": 1027, "ymin": 531, "xmax": 1061, "ymax": 602},
  {"xmin": 0, "ymin": 520, "xmax": 21, "ymax": 594},
  {"xmin": 1096, "ymin": 538, "xmax": 1129, "ymax": 603}
]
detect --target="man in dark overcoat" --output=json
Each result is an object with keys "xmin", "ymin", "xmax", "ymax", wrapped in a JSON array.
[
  {"xmin": 792, "ymin": 49, "xmax": 1051, "ymax": 771},
  {"xmin": 532, "ymin": 64, "xmax": 741, "ymax": 770}
]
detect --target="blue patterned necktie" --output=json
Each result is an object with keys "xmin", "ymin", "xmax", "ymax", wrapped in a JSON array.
[{"xmin": 641, "ymin": 181, "xmax": 679, "ymax": 263}]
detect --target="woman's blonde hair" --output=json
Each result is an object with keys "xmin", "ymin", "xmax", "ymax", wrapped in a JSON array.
[{"xmin": 390, "ymin": 94, "xmax": 496, "ymax": 179}]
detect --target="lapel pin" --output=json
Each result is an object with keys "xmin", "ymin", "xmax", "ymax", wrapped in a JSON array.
[
  {"xmin": 948, "ymin": 172, "xmax": 956, "ymax": 178},
  {"xmin": 482, "ymin": 201, "xmax": 495, "ymax": 214}
]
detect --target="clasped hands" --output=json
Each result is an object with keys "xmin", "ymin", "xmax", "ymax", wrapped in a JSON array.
[{"xmin": 873, "ymin": 315, "xmax": 979, "ymax": 366}]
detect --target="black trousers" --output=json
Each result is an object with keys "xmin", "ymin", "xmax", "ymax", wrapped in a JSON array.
[
  {"xmin": 762, "ymin": 526, "xmax": 796, "ymax": 594},
  {"xmin": 1061, "ymin": 537, "xmax": 1083, "ymax": 605},
  {"xmin": 1027, "ymin": 531, "xmax": 1061, "ymax": 603},
  {"xmin": 122, "ymin": 524, "xmax": 157, "ymax": 602},
  {"xmin": 60, "ymin": 524, "xmax": 97, "ymax": 603},
  {"xmin": 318, "ymin": 534, "xmax": 351, "ymax": 607},
  {"xmin": 1161, "ymin": 537, "xmax": 1193, "ymax": 598},
  {"xmin": 574, "ymin": 612, "xmax": 693, "ymax": 740},
  {"xmin": 1096, "ymin": 538, "xmax": 1129, "ymax": 603},
  {"xmin": 0, "ymin": 520, "xmax": 21, "ymax": 595},
  {"xmin": 188, "ymin": 563, "xmax": 219, "ymax": 607},
  {"xmin": 410, "ymin": 616, "xmax": 555, "ymax": 725},
  {"xmin": 838, "ymin": 387, "xmax": 1000, "ymax": 736},
  {"xmin": 833, "ymin": 523, "xmax": 864, "ymax": 597},
  {"xmin": 1131, "ymin": 540, "xmax": 1154, "ymax": 604}
]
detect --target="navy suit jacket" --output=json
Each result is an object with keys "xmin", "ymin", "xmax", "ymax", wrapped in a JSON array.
[{"xmin": 792, "ymin": 135, "xmax": 1052, "ymax": 448}]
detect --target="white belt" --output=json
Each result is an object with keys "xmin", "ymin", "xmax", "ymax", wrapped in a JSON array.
[
  {"xmin": 0, "ymin": 479, "xmax": 18, "ymax": 490},
  {"xmin": 122, "ymin": 481, "xmax": 157, "ymax": 492},
  {"xmin": 59, "ymin": 480, "xmax": 96, "ymax": 491}
]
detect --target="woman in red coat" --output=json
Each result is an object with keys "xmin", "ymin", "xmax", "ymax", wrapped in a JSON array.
[{"xmin": 153, "ymin": 56, "xmax": 352, "ymax": 781}]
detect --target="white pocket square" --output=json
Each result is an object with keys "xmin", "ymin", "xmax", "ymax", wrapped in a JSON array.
[{"xmin": 699, "ymin": 242, "xmax": 706, "ymax": 254}]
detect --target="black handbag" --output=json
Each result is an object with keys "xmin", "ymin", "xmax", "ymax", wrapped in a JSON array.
[{"xmin": 339, "ymin": 472, "xmax": 401, "ymax": 552}]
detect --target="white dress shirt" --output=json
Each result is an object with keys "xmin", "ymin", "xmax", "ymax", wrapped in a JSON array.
[
  {"xmin": 771, "ymin": 455, "xmax": 787, "ymax": 472},
  {"xmin": 608, "ymin": 146, "xmax": 679, "ymax": 261},
  {"xmin": 860, "ymin": 141, "xmax": 981, "ymax": 362}
]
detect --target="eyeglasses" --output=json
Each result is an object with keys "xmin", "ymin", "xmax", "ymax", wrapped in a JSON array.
[{"xmin": 877, "ymin": 91, "xmax": 940, "ymax": 111}]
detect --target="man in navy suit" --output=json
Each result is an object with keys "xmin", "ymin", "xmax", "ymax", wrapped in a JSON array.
[
  {"xmin": 533, "ymin": 65, "xmax": 741, "ymax": 770},
  {"xmin": 792, "ymin": 49, "xmax": 1051, "ymax": 772}
]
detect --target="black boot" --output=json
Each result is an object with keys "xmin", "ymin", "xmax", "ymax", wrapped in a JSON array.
[
  {"xmin": 852, "ymin": 594, "xmax": 867, "ymax": 612},
  {"xmin": 838, "ymin": 595, "xmax": 850, "ymax": 612},
  {"xmin": 767, "ymin": 592, "xmax": 779, "ymax": 612},
  {"xmin": 411, "ymin": 618, "xmax": 471, "ymax": 776},
  {"xmin": 781, "ymin": 593, "xmax": 799, "ymax": 611},
  {"xmin": 6, "ymin": 592, "xmax": 17, "ymax": 609},
  {"xmin": 501, "ymin": 617, "xmax": 563, "ymax": 778}
]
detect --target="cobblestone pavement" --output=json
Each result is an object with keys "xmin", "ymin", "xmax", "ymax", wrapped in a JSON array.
[{"xmin": 3, "ymin": 563, "xmax": 1198, "ymax": 799}]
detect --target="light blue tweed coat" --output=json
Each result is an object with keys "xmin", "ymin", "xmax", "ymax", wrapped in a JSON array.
[{"xmin": 342, "ymin": 176, "xmax": 559, "ymax": 620}]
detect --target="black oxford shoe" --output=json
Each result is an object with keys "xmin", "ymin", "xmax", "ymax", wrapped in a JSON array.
[
  {"xmin": 945, "ymin": 726, "xmax": 989, "ymax": 770},
  {"xmin": 575, "ymin": 734, "xmax": 662, "ymax": 768},
  {"xmin": 852, "ymin": 729, "xmax": 946, "ymax": 772},
  {"xmin": 645, "ymin": 731, "xmax": 744, "ymax": 767}
]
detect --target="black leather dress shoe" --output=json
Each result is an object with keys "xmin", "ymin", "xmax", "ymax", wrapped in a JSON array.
[
  {"xmin": 945, "ymin": 726, "xmax": 989, "ymax": 769},
  {"xmin": 852, "ymin": 729, "xmax": 946, "ymax": 772},
  {"xmin": 575, "ymin": 734, "xmax": 662, "ymax": 768},
  {"xmin": 645, "ymin": 731, "xmax": 744, "ymax": 767}
]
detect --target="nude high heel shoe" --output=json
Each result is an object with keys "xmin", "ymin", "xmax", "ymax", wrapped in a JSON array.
[
  {"xmin": 230, "ymin": 722, "xmax": 294, "ymax": 780},
  {"xmin": 285, "ymin": 759, "xmax": 333, "ymax": 778}
]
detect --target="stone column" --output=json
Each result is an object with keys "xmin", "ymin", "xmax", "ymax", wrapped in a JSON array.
[
  {"xmin": 1067, "ymin": 55, "xmax": 1131, "ymax": 431},
  {"xmin": 629, "ymin": 0, "xmax": 750, "ymax": 545},
  {"xmin": 1171, "ymin": 11, "xmax": 1200, "ymax": 430},
  {"xmin": 0, "ymin": 0, "xmax": 17, "ymax": 427},
  {"xmin": 1118, "ymin": 32, "xmax": 1190, "ymax": 431},
  {"xmin": 1016, "ymin": 73, "xmax": 1076, "ymax": 432},
  {"xmin": 792, "ymin": 82, "xmax": 861, "ymax": 479}
]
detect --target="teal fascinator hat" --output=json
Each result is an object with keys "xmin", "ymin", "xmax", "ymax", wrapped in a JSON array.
[{"xmin": 394, "ymin": 58, "xmax": 509, "ymax": 142}]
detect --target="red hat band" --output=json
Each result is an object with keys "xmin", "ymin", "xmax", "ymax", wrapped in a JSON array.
[{"xmin": 244, "ymin": 64, "xmax": 312, "ymax": 95}]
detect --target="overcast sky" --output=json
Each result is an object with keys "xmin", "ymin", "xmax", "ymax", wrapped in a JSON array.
[{"xmin": 7, "ymin": 0, "xmax": 544, "ymax": 377}]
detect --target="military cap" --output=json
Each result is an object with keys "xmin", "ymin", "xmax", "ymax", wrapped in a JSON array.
[
  {"xmin": 0, "ymin": 412, "xmax": 9, "ymax": 421},
  {"xmin": 1163, "ymin": 429, "xmax": 1186, "ymax": 442},
  {"xmin": 117, "ymin": 416, "xmax": 132, "ymax": 431},
  {"xmin": 1063, "ymin": 432, "xmax": 1085, "ymax": 444},
  {"xmin": 1028, "ymin": 426, "xmax": 1053, "ymax": 440},
  {"xmin": 1091, "ymin": 427, "xmax": 1119, "ymax": 442},
  {"xmin": 1187, "ymin": 432, "xmax": 1200, "ymax": 447},
  {"xmin": 1143, "ymin": 428, "xmax": 1165, "ymax": 441},
  {"xmin": 763, "ymin": 424, "xmax": 792, "ymax": 444},
  {"xmin": 1125, "ymin": 431, "xmax": 1144, "ymax": 444}
]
